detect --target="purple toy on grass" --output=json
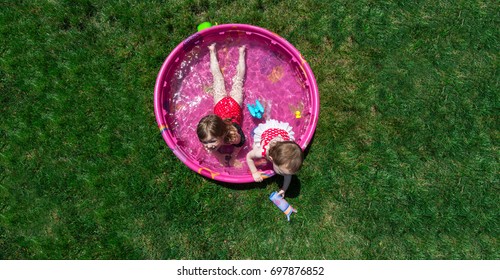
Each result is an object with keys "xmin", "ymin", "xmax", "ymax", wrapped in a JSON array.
[{"xmin": 269, "ymin": 191, "xmax": 297, "ymax": 221}]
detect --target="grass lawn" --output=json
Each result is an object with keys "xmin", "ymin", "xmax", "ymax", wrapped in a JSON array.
[{"xmin": 1, "ymin": 0, "xmax": 498, "ymax": 259}]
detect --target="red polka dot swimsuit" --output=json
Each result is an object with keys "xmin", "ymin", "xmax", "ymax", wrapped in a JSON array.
[
  {"xmin": 253, "ymin": 119, "xmax": 295, "ymax": 158},
  {"xmin": 214, "ymin": 96, "xmax": 243, "ymax": 125},
  {"xmin": 260, "ymin": 128, "xmax": 291, "ymax": 157}
]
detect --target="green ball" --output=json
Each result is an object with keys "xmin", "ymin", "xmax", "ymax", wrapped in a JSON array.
[{"xmin": 197, "ymin": 22, "xmax": 212, "ymax": 32}]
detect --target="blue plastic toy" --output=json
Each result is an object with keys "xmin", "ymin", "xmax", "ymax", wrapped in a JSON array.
[
  {"xmin": 247, "ymin": 99, "xmax": 265, "ymax": 119},
  {"xmin": 269, "ymin": 192, "xmax": 297, "ymax": 221}
]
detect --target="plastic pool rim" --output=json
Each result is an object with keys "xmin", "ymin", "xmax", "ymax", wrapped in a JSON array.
[{"xmin": 154, "ymin": 23, "xmax": 319, "ymax": 183}]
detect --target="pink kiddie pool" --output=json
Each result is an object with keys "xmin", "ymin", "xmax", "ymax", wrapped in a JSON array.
[{"xmin": 154, "ymin": 24, "xmax": 319, "ymax": 183}]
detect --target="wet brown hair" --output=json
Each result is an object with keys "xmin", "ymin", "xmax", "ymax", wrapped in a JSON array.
[
  {"xmin": 268, "ymin": 141, "xmax": 304, "ymax": 174},
  {"xmin": 196, "ymin": 114, "xmax": 238, "ymax": 144}
]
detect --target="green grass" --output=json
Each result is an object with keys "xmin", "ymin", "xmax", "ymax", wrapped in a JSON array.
[{"xmin": 1, "ymin": 0, "xmax": 498, "ymax": 259}]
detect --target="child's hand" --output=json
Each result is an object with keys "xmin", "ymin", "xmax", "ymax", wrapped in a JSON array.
[
  {"xmin": 278, "ymin": 189, "xmax": 285, "ymax": 197},
  {"xmin": 231, "ymin": 159, "xmax": 243, "ymax": 169},
  {"xmin": 252, "ymin": 171, "xmax": 263, "ymax": 182}
]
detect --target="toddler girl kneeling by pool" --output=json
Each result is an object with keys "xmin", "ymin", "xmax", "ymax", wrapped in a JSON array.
[
  {"xmin": 197, "ymin": 43, "xmax": 246, "ymax": 167},
  {"xmin": 246, "ymin": 119, "xmax": 304, "ymax": 196}
]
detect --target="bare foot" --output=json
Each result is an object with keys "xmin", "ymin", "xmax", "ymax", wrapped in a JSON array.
[
  {"xmin": 208, "ymin": 43, "xmax": 216, "ymax": 51},
  {"xmin": 239, "ymin": 45, "xmax": 246, "ymax": 54}
]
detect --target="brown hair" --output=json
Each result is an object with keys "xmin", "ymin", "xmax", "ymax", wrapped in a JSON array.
[
  {"xmin": 196, "ymin": 114, "xmax": 238, "ymax": 144},
  {"xmin": 268, "ymin": 141, "xmax": 304, "ymax": 174}
]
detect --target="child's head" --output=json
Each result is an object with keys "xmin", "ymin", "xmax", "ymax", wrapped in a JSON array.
[
  {"xmin": 197, "ymin": 114, "xmax": 238, "ymax": 151},
  {"xmin": 268, "ymin": 141, "xmax": 304, "ymax": 175}
]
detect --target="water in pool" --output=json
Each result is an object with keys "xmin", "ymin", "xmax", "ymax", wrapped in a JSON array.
[{"xmin": 163, "ymin": 34, "xmax": 311, "ymax": 177}]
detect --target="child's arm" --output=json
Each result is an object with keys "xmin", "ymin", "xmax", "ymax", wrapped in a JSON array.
[
  {"xmin": 246, "ymin": 146, "xmax": 263, "ymax": 182},
  {"xmin": 229, "ymin": 146, "xmax": 243, "ymax": 168},
  {"xmin": 210, "ymin": 150, "xmax": 230, "ymax": 166},
  {"xmin": 278, "ymin": 174, "xmax": 292, "ymax": 197}
]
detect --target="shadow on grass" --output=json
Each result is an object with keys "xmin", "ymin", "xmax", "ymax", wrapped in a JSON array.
[
  {"xmin": 201, "ymin": 133, "xmax": 316, "ymax": 198},
  {"xmin": 215, "ymin": 175, "xmax": 302, "ymax": 198},
  {"xmin": 211, "ymin": 133, "xmax": 315, "ymax": 198}
]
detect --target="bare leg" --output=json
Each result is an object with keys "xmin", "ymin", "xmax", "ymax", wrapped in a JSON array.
[
  {"xmin": 229, "ymin": 45, "xmax": 246, "ymax": 106},
  {"xmin": 209, "ymin": 43, "xmax": 226, "ymax": 105}
]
